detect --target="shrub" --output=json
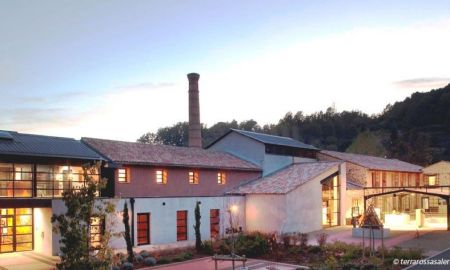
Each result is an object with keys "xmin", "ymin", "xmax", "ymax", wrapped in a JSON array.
[
  {"xmin": 143, "ymin": 257, "xmax": 157, "ymax": 266},
  {"xmin": 234, "ymin": 232, "xmax": 270, "ymax": 257},
  {"xmin": 281, "ymin": 233, "xmax": 292, "ymax": 248},
  {"xmin": 157, "ymin": 257, "xmax": 170, "ymax": 264},
  {"xmin": 139, "ymin": 250, "xmax": 151, "ymax": 258},
  {"xmin": 181, "ymin": 252, "xmax": 193, "ymax": 260},
  {"xmin": 134, "ymin": 254, "xmax": 143, "ymax": 263},
  {"xmin": 308, "ymin": 245, "xmax": 322, "ymax": 254},
  {"xmin": 325, "ymin": 256, "xmax": 339, "ymax": 270},
  {"xmin": 316, "ymin": 233, "xmax": 328, "ymax": 247},
  {"xmin": 202, "ymin": 240, "xmax": 215, "ymax": 255},
  {"xmin": 121, "ymin": 262, "xmax": 133, "ymax": 270},
  {"xmin": 299, "ymin": 233, "xmax": 308, "ymax": 249}
]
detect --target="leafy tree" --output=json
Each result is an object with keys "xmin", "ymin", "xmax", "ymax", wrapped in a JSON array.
[
  {"xmin": 122, "ymin": 202, "xmax": 134, "ymax": 263},
  {"xmin": 137, "ymin": 84, "xmax": 450, "ymax": 165},
  {"xmin": 51, "ymin": 163, "xmax": 116, "ymax": 270},
  {"xmin": 193, "ymin": 201, "xmax": 203, "ymax": 252}
]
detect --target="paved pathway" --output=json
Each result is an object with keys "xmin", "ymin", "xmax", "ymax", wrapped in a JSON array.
[
  {"xmin": 0, "ymin": 252, "xmax": 58, "ymax": 270},
  {"xmin": 406, "ymin": 248, "xmax": 450, "ymax": 270},
  {"xmin": 147, "ymin": 258, "xmax": 305, "ymax": 270}
]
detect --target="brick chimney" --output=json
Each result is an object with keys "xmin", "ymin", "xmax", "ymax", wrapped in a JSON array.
[{"xmin": 187, "ymin": 73, "xmax": 202, "ymax": 148}]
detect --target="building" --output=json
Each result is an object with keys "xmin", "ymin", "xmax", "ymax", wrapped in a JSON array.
[
  {"xmin": 1, "ymin": 72, "xmax": 448, "ymax": 256},
  {"xmin": 208, "ymin": 129, "xmax": 348, "ymax": 233},
  {"xmin": 318, "ymin": 151, "xmax": 449, "ymax": 230},
  {"xmin": 81, "ymin": 137, "xmax": 260, "ymax": 250},
  {"xmin": 0, "ymin": 130, "xmax": 103, "ymax": 255}
]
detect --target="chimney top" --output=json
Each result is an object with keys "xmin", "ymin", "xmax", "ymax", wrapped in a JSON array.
[{"xmin": 187, "ymin": 73, "xmax": 200, "ymax": 81}]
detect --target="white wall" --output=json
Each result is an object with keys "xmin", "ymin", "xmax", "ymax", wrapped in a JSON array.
[
  {"xmin": 33, "ymin": 208, "xmax": 53, "ymax": 256},
  {"xmin": 285, "ymin": 178, "xmax": 322, "ymax": 233},
  {"xmin": 109, "ymin": 196, "xmax": 246, "ymax": 251},
  {"xmin": 262, "ymin": 154, "xmax": 293, "ymax": 176},
  {"xmin": 245, "ymin": 194, "xmax": 286, "ymax": 232},
  {"xmin": 208, "ymin": 132, "xmax": 265, "ymax": 167}
]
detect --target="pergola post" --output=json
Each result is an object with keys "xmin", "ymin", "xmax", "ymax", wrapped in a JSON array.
[{"xmin": 447, "ymin": 198, "xmax": 450, "ymax": 231}]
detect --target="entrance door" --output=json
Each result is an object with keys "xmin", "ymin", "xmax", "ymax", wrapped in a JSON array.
[{"xmin": 0, "ymin": 208, "xmax": 33, "ymax": 253}]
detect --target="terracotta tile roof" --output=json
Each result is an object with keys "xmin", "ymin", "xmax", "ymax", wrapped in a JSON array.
[
  {"xmin": 320, "ymin": 150, "xmax": 422, "ymax": 173},
  {"xmin": 229, "ymin": 161, "xmax": 341, "ymax": 194},
  {"xmin": 82, "ymin": 137, "xmax": 261, "ymax": 171}
]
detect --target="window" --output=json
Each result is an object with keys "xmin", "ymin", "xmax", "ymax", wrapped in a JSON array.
[
  {"xmin": 90, "ymin": 216, "xmax": 104, "ymax": 249},
  {"xmin": 137, "ymin": 213, "xmax": 150, "ymax": 245},
  {"xmin": 156, "ymin": 170, "xmax": 167, "ymax": 184},
  {"xmin": 36, "ymin": 165, "xmax": 99, "ymax": 198},
  {"xmin": 188, "ymin": 171, "xmax": 199, "ymax": 184},
  {"xmin": 427, "ymin": 175, "xmax": 438, "ymax": 186},
  {"xmin": 392, "ymin": 173, "xmax": 399, "ymax": 187},
  {"xmin": 118, "ymin": 168, "xmax": 129, "ymax": 183},
  {"xmin": 371, "ymin": 172, "xmax": 380, "ymax": 187},
  {"xmin": 210, "ymin": 209, "xmax": 220, "ymax": 239},
  {"xmin": 217, "ymin": 172, "xmax": 226, "ymax": 185},
  {"xmin": 176, "ymin": 211, "xmax": 188, "ymax": 241}
]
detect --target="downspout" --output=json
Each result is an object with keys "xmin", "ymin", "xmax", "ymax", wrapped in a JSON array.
[{"xmin": 130, "ymin": 198, "xmax": 135, "ymax": 246}]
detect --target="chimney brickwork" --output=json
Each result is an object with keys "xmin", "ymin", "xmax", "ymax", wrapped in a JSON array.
[{"xmin": 187, "ymin": 73, "xmax": 202, "ymax": 148}]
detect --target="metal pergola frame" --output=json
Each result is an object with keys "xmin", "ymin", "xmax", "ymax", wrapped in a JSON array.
[{"xmin": 363, "ymin": 187, "xmax": 450, "ymax": 231}]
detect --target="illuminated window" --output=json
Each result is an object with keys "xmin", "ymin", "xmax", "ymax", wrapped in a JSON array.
[
  {"xmin": 188, "ymin": 171, "xmax": 199, "ymax": 184},
  {"xmin": 90, "ymin": 216, "xmax": 104, "ymax": 249},
  {"xmin": 156, "ymin": 170, "xmax": 167, "ymax": 184},
  {"xmin": 428, "ymin": 175, "xmax": 437, "ymax": 186},
  {"xmin": 217, "ymin": 172, "xmax": 226, "ymax": 185},
  {"xmin": 118, "ymin": 168, "xmax": 129, "ymax": 183}
]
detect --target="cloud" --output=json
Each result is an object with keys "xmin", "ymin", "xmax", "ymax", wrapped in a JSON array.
[{"xmin": 394, "ymin": 78, "xmax": 450, "ymax": 90}]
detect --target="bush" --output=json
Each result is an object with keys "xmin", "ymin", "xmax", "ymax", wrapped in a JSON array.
[
  {"xmin": 299, "ymin": 233, "xmax": 308, "ymax": 249},
  {"xmin": 316, "ymin": 233, "xmax": 328, "ymax": 247},
  {"xmin": 181, "ymin": 252, "xmax": 193, "ymax": 260},
  {"xmin": 143, "ymin": 257, "xmax": 157, "ymax": 266},
  {"xmin": 234, "ymin": 232, "xmax": 270, "ymax": 257},
  {"xmin": 139, "ymin": 250, "xmax": 151, "ymax": 258},
  {"xmin": 134, "ymin": 254, "xmax": 143, "ymax": 263},
  {"xmin": 202, "ymin": 240, "xmax": 215, "ymax": 255},
  {"xmin": 157, "ymin": 257, "xmax": 170, "ymax": 264},
  {"xmin": 121, "ymin": 262, "xmax": 133, "ymax": 270},
  {"xmin": 308, "ymin": 245, "xmax": 322, "ymax": 254},
  {"xmin": 281, "ymin": 233, "xmax": 292, "ymax": 248}
]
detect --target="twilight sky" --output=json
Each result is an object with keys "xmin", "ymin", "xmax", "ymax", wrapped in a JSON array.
[{"xmin": 1, "ymin": 0, "xmax": 450, "ymax": 141}]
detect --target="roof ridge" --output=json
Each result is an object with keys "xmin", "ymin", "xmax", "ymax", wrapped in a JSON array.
[
  {"xmin": 3, "ymin": 130, "xmax": 76, "ymax": 141},
  {"xmin": 232, "ymin": 129, "xmax": 298, "ymax": 140}
]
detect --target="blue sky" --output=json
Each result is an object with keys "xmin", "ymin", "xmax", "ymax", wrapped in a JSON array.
[{"xmin": 1, "ymin": 0, "xmax": 450, "ymax": 141}]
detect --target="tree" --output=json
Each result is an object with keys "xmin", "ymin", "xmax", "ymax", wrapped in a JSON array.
[
  {"xmin": 51, "ymin": 163, "xmax": 116, "ymax": 270},
  {"xmin": 193, "ymin": 201, "xmax": 203, "ymax": 252},
  {"xmin": 122, "ymin": 202, "xmax": 134, "ymax": 263}
]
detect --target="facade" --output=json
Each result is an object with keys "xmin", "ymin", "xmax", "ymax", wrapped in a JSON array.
[
  {"xmin": 318, "ymin": 151, "xmax": 449, "ymax": 230},
  {"xmin": 208, "ymin": 129, "xmax": 348, "ymax": 233},
  {"xmin": 0, "ymin": 131, "xmax": 103, "ymax": 255},
  {"xmin": 81, "ymin": 137, "xmax": 261, "ymax": 250}
]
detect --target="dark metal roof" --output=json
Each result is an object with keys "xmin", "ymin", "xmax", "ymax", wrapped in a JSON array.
[
  {"xmin": 0, "ymin": 130, "xmax": 104, "ymax": 160},
  {"xmin": 208, "ymin": 129, "xmax": 318, "ymax": 150}
]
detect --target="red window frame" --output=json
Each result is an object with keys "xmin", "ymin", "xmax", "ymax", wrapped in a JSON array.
[
  {"xmin": 176, "ymin": 210, "xmax": 188, "ymax": 241},
  {"xmin": 137, "ymin": 213, "xmax": 150, "ymax": 245}
]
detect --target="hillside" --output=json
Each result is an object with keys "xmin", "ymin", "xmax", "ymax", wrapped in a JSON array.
[{"xmin": 138, "ymin": 84, "xmax": 450, "ymax": 166}]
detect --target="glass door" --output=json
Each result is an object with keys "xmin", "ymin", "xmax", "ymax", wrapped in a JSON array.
[{"xmin": 0, "ymin": 208, "xmax": 33, "ymax": 253}]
